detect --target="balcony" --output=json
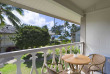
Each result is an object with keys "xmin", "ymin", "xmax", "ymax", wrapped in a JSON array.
[
  {"xmin": 1, "ymin": 0, "xmax": 110, "ymax": 74},
  {"xmin": 0, "ymin": 42, "xmax": 84, "ymax": 74}
]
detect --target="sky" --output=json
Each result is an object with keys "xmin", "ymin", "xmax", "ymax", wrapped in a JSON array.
[{"xmin": 5, "ymin": 9, "xmax": 65, "ymax": 30}]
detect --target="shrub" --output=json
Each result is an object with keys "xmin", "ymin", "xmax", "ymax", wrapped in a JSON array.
[
  {"xmin": 54, "ymin": 40, "xmax": 61, "ymax": 45},
  {"xmin": 6, "ymin": 46, "xmax": 18, "ymax": 52},
  {"xmin": 12, "ymin": 26, "xmax": 50, "ymax": 49},
  {"xmin": 49, "ymin": 40, "xmax": 61, "ymax": 45}
]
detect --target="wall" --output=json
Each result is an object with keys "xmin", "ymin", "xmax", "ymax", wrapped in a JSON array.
[
  {"xmin": 85, "ymin": 8, "xmax": 110, "ymax": 57},
  {"xmin": 0, "ymin": 33, "xmax": 15, "ymax": 52},
  {"xmin": 75, "ymin": 30, "xmax": 80, "ymax": 42}
]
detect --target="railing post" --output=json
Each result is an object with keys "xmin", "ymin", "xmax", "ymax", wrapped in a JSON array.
[
  {"xmin": 64, "ymin": 47, "xmax": 68, "ymax": 70},
  {"xmin": 82, "ymin": 42, "xmax": 84, "ymax": 54},
  {"xmin": 80, "ymin": 42, "xmax": 84, "ymax": 55},
  {"xmin": 58, "ymin": 48, "xmax": 63, "ymax": 71}
]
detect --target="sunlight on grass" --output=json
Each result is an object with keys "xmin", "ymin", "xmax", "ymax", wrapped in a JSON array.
[
  {"xmin": 0, "ymin": 64, "xmax": 16, "ymax": 74},
  {"xmin": 0, "ymin": 61, "xmax": 43, "ymax": 74}
]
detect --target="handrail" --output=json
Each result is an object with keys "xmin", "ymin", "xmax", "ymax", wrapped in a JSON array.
[{"xmin": 0, "ymin": 42, "xmax": 83, "ymax": 58}]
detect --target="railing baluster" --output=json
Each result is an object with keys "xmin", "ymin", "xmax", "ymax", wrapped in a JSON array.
[
  {"xmin": 30, "ymin": 52, "xmax": 38, "ymax": 74},
  {"xmin": 14, "ymin": 55, "xmax": 24, "ymax": 74},
  {"xmin": 51, "ymin": 49, "xmax": 57, "ymax": 70},
  {"xmin": 64, "ymin": 47, "xmax": 68, "ymax": 70},
  {"xmin": 41, "ymin": 50, "xmax": 48, "ymax": 74},
  {"xmin": 58, "ymin": 48, "xmax": 63, "ymax": 71},
  {"xmin": 79, "ymin": 43, "xmax": 81, "ymax": 54}
]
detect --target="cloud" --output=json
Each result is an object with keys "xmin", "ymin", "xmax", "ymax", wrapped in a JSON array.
[{"xmin": 6, "ymin": 9, "xmax": 54, "ymax": 29}]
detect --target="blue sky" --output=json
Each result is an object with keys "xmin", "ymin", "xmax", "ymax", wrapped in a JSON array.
[{"xmin": 5, "ymin": 9, "xmax": 65, "ymax": 30}]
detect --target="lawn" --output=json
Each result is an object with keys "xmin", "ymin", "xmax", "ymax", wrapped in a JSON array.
[
  {"xmin": 0, "ymin": 52, "xmax": 55, "ymax": 74},
  {"xmin": 0, "ymin": 60, "xmax": 43, "ymax": 74}
]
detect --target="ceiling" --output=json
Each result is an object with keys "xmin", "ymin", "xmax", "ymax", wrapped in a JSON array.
[
  {"xmin": 70, "ymin": 0, "xmax": 100, "ymax": 10},
  {"xmin": 54, "ymin": 0, "xmax": 110, "ymax": 13},
  {"xmin": 1, "ymin": 0, "xmax": 110, "ymax": 24}
]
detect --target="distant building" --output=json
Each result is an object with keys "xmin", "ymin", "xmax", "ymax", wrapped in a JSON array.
[
  {"xmin": 0, "ymin": 25, "xmax": 16, "ymax": 52},
  {"xmin": 49, "ymin": 30, "xmax": 80, "ymax": 41},
  {"xmin": 75, "ymin": 31, "xmax": 80, "ymax": 42},
  {"xmin": 48, "ymin": 31, "xmax": 55, "ymax": 35}
]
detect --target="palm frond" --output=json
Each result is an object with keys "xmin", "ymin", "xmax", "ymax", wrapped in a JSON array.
[
  {"xmin": 0, "ymin": 3, "xmax": 7, "ymax": 7},
  {"xmin": 0, "ymin": 20, "xmax": 5, "ymax": 26},
  {"xmin": 0, "ymin": 3, "xmax": 24, "ymax": 28},
  {"xmin": 15, "ymin": 7, "xmax": 24, "ymax": 15},
  {"xmin": 0, "ymin": 14, "xmax": 4, "ymax": 20},
  {"xmin": 0, "ymin": 14, "xmax": 5, "ymax": 26},
  {"xmin": 3, "ymin": 9, "xmax": 21, "ymax": 24},
  {"xmin": 8, "ymin": 16, "xmax": 20, "ymax": 29},
  {"xmin": 5, "ymin": 6, "xmax": 14, "ymax": 11},
  {"xmin": 6, "ymin": 6, "xmax": 24, "ymax": 15}
]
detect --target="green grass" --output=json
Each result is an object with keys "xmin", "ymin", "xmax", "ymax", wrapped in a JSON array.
[
  {"xmin": 0, "ymin": 64, "xmax": 16, "ymax": 74},
  {"xmin": 0, "ymin": 60, "xmax": 43, "ymax": 74}
]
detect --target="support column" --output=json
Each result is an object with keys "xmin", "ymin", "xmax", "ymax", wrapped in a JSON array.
[{"xmin": 80, "ymin": 14, "xmax": 86, "ymax": 55}]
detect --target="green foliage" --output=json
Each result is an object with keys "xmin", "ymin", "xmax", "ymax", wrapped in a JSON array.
[
  {"xmin": 64, "ymin": 21, "xmax": 70, "ymax": 37},
  {"xmin": 58, "ymin": 35, "xmax": 66, "ymax": 41},
  {"xmin": 0, "ymin": 60, "xmax": 43, "ymax": 74},
  {"xmin": 42, "ymin": 25, "xmax": 48, "ymax": 31},
  {"xmin": 61, "ymin": 40, "xmax": 71, "ymax": 44},
  {"xmin": 49, "ymin": 40, "xmax": 61, "ymax": 45},
  {"xmin": 12, "ymin": 26, "xmax": 50, "ymax": 49},
  {"xmin": 63, "ymin": 21, "xmax": 80, "ymax": 42},
  {"xmin": 54, "ymin": 40, "xmax": 61, "ymax": 45},
  {"xmin": 37, "ymin": 52, "xmax": 44, "ymax": 58},
  {"xmin": 62, "ymin": 47, "xmax": 66, "ymax": 54},
  {"xmin": 51, "ymin": 25, "xmax": 64, "ymax": 35},
  {"xmin": 55, "ymin": 48, "xmax": 60, "ymax": 55},
  {"xmin": 0, "ymin": 3, "xmax": 24, "ymax": 29},
  {"xmin": 72, "ymin": 46, "xmax": 80, "ymax": 54}
]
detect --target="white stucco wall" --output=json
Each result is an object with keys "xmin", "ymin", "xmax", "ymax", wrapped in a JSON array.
[
  {"xmin": 85, "ymin": 8, "xmax": 110, "ymax": 57},
  {"xmin": 75, "ymin": 30, "xmax": 80, "ymax": 42},
  {"xmin": 0, "ymin": 34, "xmax": 15, "ymax": 52}
]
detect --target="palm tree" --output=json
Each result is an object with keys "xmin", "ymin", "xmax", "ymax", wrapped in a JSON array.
[
  {"xmin": 70, "ymin": 24, "xmax": 80, "ymax": 43},
  {"xmin": 0, "ymin": 3, "xmax": 24, "ymax": 29},
  {"xmin": 64, "ymin": 21, "xmax": 70, "ymax": 37},
  {"xmin": 64, "ymin": 22, "xmax": 80, "ymax": 43},
  {"xmin": 64, "ymin": 21, "xmax": 69, "ymax": 33}
]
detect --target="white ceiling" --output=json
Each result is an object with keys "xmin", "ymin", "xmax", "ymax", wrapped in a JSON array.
[
  {"xmin": 70, "ymin": 0, "xmax": 100, "ymax": 10},
  {"xmin": 54, "ymin": 0, "xmax": 110, "ymax": 13}
]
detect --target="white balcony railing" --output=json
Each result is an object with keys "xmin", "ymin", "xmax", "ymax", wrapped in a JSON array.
[{"xmin": 0, "ymin": 42, "xmax": 84, "ymax": 74}]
